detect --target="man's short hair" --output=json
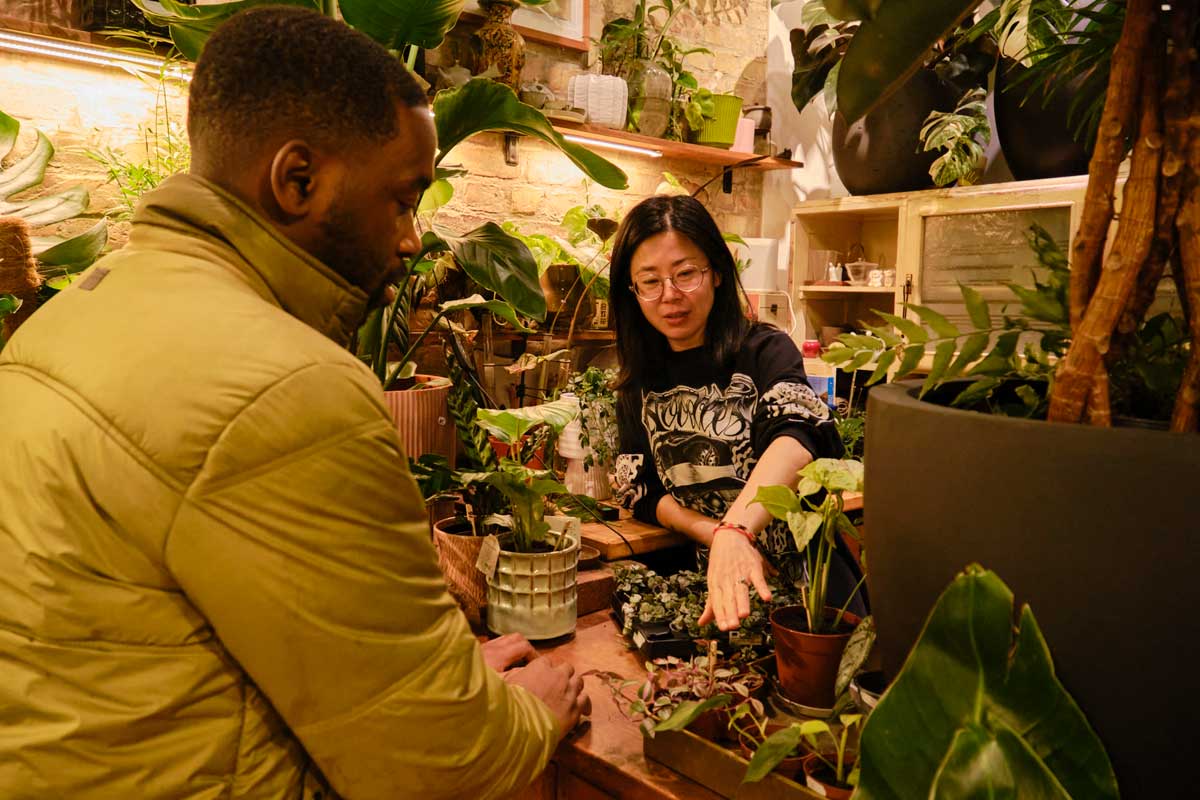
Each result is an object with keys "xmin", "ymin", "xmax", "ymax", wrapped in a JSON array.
[{"xmin": 188, "ymin": 7, "xmax": 427, "ymax": 169}]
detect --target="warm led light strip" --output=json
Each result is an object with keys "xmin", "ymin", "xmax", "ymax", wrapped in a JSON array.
[
  {"xmin": 562, "ymin": 133, "xmax": 662, "ymax": 158},
  {"xmin": 0, "ymin": 30, "xmax": 189, "ymax": 80}
]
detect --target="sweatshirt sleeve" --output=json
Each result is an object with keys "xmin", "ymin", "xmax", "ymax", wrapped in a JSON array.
[
  {"xmin": 163, "ymin": 362, "xmax": 558, "ymax": 800},
  {"xmin": 613, "ymin": 389, "xmax": 667, "ymax": 525},
  {"xmin": 749, "ymin": 329, "xmax": 845, "ymax": 460}
]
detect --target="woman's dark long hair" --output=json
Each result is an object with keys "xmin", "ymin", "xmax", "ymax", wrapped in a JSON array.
[{"xmin": 609, "ymin": 195, "xmax": 750, "ymax": 408}]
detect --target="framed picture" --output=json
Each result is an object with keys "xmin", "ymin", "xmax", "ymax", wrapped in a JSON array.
[{"xmin": 462, "ymin": 0, "xmax": 590, "ymax": 52}]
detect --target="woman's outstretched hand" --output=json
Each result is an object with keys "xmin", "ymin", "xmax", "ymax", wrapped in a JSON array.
[{"xmin": 698, "ymin": 529, "xmax": 773, "ymax": 631}]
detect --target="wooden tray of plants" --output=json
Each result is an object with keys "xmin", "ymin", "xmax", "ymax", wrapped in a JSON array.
[{"xmin": 643, "ymin": 728, "xmax": 823, "ymax": 800}]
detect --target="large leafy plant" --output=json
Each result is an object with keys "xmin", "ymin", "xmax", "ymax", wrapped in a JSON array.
[
  {"xmin": 752, "ymin": 458, "xmax": 865, "ymax": 635},
  {"xmin": 854, "ymin": 564, "xmax": 1118, "ymax": 799},
  {"xmin": 834, "ymin": 1, "xmax": 1199, "ymax": 431},
  {"xmin": 0, "ymin": 110, "xmax": 109, "ymax": 343}
]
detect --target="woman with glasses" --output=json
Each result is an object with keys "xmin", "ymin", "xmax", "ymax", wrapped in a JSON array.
[{"xmin": 609, "ymin": 195, "xmax": 861, "ymax": 632}]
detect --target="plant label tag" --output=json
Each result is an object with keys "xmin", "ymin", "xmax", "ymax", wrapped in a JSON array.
[
  {"xmin": 632, "ymin": 630, "xmax": 647, "ymax": 648},
  {"xmin": 475, "ymin": 535, "xmax": 501, "ymax": 578}
]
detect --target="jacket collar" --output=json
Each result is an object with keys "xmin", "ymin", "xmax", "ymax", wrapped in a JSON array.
[{"xmin": 131, "ymin": 174, "xmax": 369, "ymax": 347}]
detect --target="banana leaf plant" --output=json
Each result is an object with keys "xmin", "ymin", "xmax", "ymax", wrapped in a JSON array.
[
  {"xmin": 0, "ymin": 109, "xmax": 109, "ymax": 340},
  {"xmin": 854, "ymin": 564, "xmax": 1118, "ymax": 799}
]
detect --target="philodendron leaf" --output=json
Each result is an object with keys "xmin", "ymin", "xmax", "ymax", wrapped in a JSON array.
[
  {"xmin": 0, "ymin": 294, "xmax": 21, "ymax": 316},
  {"xmin": 798, "ymin": 458, "xmax": 864, "ymax": 494},
  {"xmin": 0, "ymin": 109, "xmax": 18, "ymax": 161},
  {"xmin": 744, "ymin": 724, "xmax": 805, "ymax": 783},
  {"xmin": 439, "ymin": 222, "xmax": 546, "ymax": 321},
  {"xmin": 7, "ymin": 187, "xmax": 90, "ymax": 228},
  {"xmin": 854, "ymin": 565, "xmax": 1119, "ymax": 800},
  {"xmin": 34, "ymin": 219, "xmax": 108, "ymax": 273},
  {"xmin": 0, "ymin": 131, "xmax": 53, "ymax": 200},
  {"xmin": 652, "ymin": 694, "xmax": 732, "ymax": 734},
  {"xmin": 432, "ymin": 79, "xmax": 628, "ymax": 190},
  {"xmin": 837, "ymin": 0, "xmax": 984, "ymax": 124},
  {"xmin": 340, "ymin": 0, "xmax": 465, "ymax": 50},
  {"xmin": 438, "ymin": 294, "xmax": 535, "ymax": 333},
  {"xmin": 787, "ymin": 511, "xmax": 824, "ymax": 552},
  {"xmin": 751, "ymin": 485, "xmax": 805, "ymax": 520},
  {"xmin": 475, "ymin": 396, "xmax": 580, "ymax": 445},
  {"xmin": 416, "ymin": 177, "xmax": 454, "ymax": 216},
  {"xmin": 835, "ymin": 615, "xmax": 876, "ymax": 697}
]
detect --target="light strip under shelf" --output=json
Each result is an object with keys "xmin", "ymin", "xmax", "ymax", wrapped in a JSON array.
[
  {"xmin": 562, "ymin": 133, "xmax": 662, "ymax": 158},
  {"xmin": 0, "ymin": 30, "xmax": 189, "ymax": 81}
]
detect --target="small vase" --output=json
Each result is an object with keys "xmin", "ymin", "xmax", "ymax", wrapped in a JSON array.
[
  {"xmin": 471, "ymin": 0, "xmax": 526, "ymax": 91},
  {"xmin": 627, "ymin": 59, "xmax": 672, "ymax": 138}
]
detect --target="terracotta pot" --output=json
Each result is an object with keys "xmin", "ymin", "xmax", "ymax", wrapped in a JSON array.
[
  {"xmin": 771, "ymin": 605, "xmax": 860, "ymax": 709},
  {"xmin": 802, "ymin": 753, "xmax": 856, "ymax": 800},
  {"xmin": 383, "ymin": 375, "xmax": 455, "ymax": 465},
  {"xmin": 433, "ymin": 517, "xmax": 488, "ymax": 629},
  {"xmin": 738, "ymin": 726, "xmax": 805, "ymax": 781}
]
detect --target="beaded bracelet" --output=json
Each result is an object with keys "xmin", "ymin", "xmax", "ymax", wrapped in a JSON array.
[{"xmin": 713, "ymin": 521, "xmax": 757, "ymax": 545}]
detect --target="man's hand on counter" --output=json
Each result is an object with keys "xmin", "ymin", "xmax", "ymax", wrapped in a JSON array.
[
  {"xmin": 504, "ymin": 657, "xmax": 592, "ymax": 738},
  {"xmin": 481, "ymin": 632, "xmax": 539, "ymax": 672}
]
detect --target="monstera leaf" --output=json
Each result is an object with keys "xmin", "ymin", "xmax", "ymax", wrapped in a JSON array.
[
  {"xmin": 340, "ymin": 0, "xmax": 466, "ymax": 50},
  {"xmin": 855, "ymin": 565, "xmax": 1118, "ymax": 800},
  {"xmin": 437, "ymin": 222, "xmax": 546, "ymax": 321},
  {"xmin": 433, "ymin": 79, "xmax": 628, "ymax": 190},
  {"xmin": 837, "ymin": 0, "xmax": 983, "ymax": 124}
]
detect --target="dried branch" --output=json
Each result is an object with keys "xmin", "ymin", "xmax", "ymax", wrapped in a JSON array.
[
  {"xmin": 1050, "ymin": 31, "xmax": 1165, "ymax": 424},
  {"xmin": 1068, "ymin": 0, "xmax": 1156, "ymax": 329}
]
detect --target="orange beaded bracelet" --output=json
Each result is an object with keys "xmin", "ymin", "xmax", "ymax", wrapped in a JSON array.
[{"xmin": 713, "ymin": 521, "xmax": 757, "ymax": 545}]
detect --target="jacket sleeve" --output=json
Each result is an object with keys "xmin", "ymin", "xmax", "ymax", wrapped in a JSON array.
[
  {"xmin": 163, "ymin": 361, "xmax": 559, "ymax": 800},
  {"xmin": 749, "ymin": 329, "xmax": 845, "ymax": 460},
  {"xmin": 613, "ymin": 389, "xmax": 666, "ymax": 524}
]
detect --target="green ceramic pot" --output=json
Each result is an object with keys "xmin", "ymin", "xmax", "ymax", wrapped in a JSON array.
[{"xmin": 692, "ymin": 94, "xmax": 744, "ymax": 149}]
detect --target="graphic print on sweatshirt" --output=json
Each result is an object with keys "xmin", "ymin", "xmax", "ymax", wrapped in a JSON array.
[{"xmin": 640, "ymin": 373, "xmax": 759, "ymax": 519}]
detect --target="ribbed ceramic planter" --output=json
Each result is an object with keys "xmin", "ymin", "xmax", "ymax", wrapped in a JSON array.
[
  {"xmin": 691, "ymin": 94, "xmax": 744, "ymax": 149},
  {"xmin": 383, "ymin": 375, "xmax": 454, "ymax": 464},
  {"xmin": 433, "ymin": 517, "xmax": 488, "ymax": 628},
  {"xmin": 486, "ymin": 516, "xmax": 581, "ymax": 640}
]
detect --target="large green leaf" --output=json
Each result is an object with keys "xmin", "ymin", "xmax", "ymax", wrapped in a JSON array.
[
  {"xmin": 0, "ymin": 131, "xmax": 53, "ymax": 200},
  {"xmin": 438, "ymin": 294, "xmax": 534, "ymax": 333},
  {"xmin": 751, "ymin": 485, "xmax": 805, "ymax": 520},
  {"xmin": 475, "ymin": 396, "xmax": 580, "ymax": 445},
  {"xmin": 133, "ymin": 0, "xmax": 320, "ymax": 60},
  {"xmin": 439, "ymin": 222, "xmax": 546, "ymax": 321},
  {"xmin": 0, "ymin": 294, "xmax": 21, "ymax": 317},
  {"xmin": 432, "ymin": 79, "xmax": 628, "ymax": 190},
  {"xmin": 855, "ymin": 565, "xmax": 1119, "ymax": 800},
  {"xmin": 837, "ymin": 0, "xmax": 985, "ymax": 124},
  {"xmin": 653, "ymin": 695, "xmax": 732, "ymax": 734},
  {"xmin": 340, "ymin": 0, "xmax": 464, "ymax": 50},
  {"xmin": 0, "ymin": 110, "xmax": 18, "ymax": 161},
  {"xmin": 34, "ymin": 219, "xmax": 108, "ymax": 272},
  {"xmin": 3, "ymin": 187, "xmax": 90, "ymax": 227}
]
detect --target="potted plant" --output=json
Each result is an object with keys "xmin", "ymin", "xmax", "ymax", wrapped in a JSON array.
[
  {"xmin": 827, "ymin": 2, "xmax": 1196, "ymax": 792},
  {"xmin": 752, "ymin": 458, "xmax": 866, "ymax": 708},
  {"xmin": 591, "ymin": 639, "xmax": 765, "ymax": 742},
  {"xmin": 744, "ymin": 714, "xmax": 862, "ymax": 799},
  {"xmin": 0, "ymin": 109, "xmax": 109, "ymax": 345}
]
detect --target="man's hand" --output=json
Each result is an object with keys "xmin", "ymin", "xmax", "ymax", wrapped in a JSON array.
[
  {"xmin": 698, "ymin": 529, "xmax": 773, "ymax": 631},
  {"xmin": 504, "ymin": 657, "xmax": 591, "ymax": 738},
  {"xmin": 481, "ymin": 633, "xmax": 538, "ymax": 673}
]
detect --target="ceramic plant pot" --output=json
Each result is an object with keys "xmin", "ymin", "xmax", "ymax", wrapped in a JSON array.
[
  {"xmin": 433, "ymin": 517, "xmax": 488, "ymax": 629},
  {"xmin": 486, "ymin": 516, "xmax": 581, "ymax": 640},
  {"xmin": 471, "ymin": 0, "xmax": 525, "ymax": 90},
  {"xmin": 383, "ymin": 374, "xmax": 455, "ymax": 464},
  {"xmin": 770, "ymin": 605, "xmax": 860, "ymax": 709},
  {"xmin": 690, "ymin": 94, "xmax": 744, "ymax": 149}
]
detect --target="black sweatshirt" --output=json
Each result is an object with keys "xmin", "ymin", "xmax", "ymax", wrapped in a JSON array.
[{"xmin": 613, "ymin": 324, "xmax": 846, "ymax": 584}]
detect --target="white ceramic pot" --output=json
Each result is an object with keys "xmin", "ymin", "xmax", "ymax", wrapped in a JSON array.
[{"xmin": 486, "ymin": 516, "xmax": 581, "ymax": 640}]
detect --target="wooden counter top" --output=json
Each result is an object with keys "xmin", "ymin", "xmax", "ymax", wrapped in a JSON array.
[
  {"xmin": 580, "ymin": 514, "xmax": 690, "ymax": 561},
  {"xmin": 519, "ymin": 612, "xmax": 721, "ymax": 800}
]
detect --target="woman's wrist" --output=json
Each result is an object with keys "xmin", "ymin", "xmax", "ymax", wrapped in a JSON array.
[{"xmin": 712, "ymin": 520, "xmax": 757, "ymax": 546}]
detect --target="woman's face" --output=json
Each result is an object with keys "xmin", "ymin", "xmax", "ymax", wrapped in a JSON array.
[{"xmin": 629, "ymin": 230, "xmax": 719, "ymax": 351}]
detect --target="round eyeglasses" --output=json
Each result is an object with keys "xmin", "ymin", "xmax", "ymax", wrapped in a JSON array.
[{"xmin": 630, "ymin": 265, "xmax": 711, "ymax": 302}]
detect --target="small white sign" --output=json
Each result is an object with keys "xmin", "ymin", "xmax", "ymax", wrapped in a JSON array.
[{"xmin": 475, "ymin": 535, "xmax": 501, "ymax": 578}]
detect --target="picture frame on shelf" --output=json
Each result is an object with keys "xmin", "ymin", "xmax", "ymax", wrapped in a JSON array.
[{"xmin": 462, "ymin": 0, "xmax": 589, "ymax": 52}]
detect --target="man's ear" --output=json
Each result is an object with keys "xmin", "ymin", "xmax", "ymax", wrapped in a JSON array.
[{"xmin": 268, "ymin": 139, "xmax": 318, "ymax": 220}]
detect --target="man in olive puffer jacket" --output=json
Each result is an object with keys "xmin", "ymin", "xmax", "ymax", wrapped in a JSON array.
[{"xmin": 0, "ymin": 7, "xmax": 587, "ymax": 799}]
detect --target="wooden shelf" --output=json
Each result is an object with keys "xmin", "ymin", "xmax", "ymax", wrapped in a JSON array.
[
  {"xmin": 798, "ymin": 284, "xmax": 897, "ymax": 295},
  {"xmin": 551, "ymin": 120, "xmax": 802, "ymax": 171}
]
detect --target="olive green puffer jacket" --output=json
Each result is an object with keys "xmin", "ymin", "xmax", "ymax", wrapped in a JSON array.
[{"xmin": 0, "ymin": 175, "xmax": 558, "ymax": 799}]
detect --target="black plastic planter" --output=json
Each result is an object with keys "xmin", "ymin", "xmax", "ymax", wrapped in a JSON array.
[{"xmin": 864, "ymin": 381, "xmax": 1199, "ymax": 796}]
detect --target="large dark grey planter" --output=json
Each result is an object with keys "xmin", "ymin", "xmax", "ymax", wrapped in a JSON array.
[{"xmin": 864, "ymin": 381, "xmax": 1199, "ymax": 797}]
